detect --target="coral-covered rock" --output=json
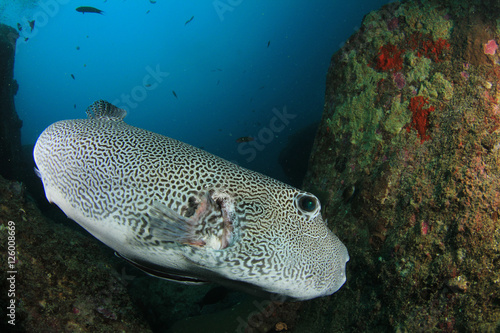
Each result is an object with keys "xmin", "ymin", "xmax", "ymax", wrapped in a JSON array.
[
  {"xmin": 0, "ymin": 174, "xmax": 152, "ymax": 332},
  {"xmin": 299, "ymin": 0, "xmax": 500, "ymax": 331}
]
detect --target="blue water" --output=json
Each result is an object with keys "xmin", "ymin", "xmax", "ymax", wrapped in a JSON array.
[{"xmin": 3, "ymin": 0, "xmax": 390, "ymax": 182}]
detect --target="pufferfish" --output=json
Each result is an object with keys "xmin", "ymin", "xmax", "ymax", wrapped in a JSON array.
[{"xmin": 33, "ymin": 100, "xmax": 349, "ymax": 300}]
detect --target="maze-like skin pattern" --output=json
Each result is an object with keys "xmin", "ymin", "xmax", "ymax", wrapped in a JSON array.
[{"xmin": 33, "ymin": 100, "xmax": 349, "ymax": 300}]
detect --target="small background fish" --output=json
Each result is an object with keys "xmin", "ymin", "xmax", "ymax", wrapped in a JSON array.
[
  {"xmin": 236, "ymin": 136, "xmax": 254, "ymax": 143},
  {"xmin": 76, "ymin": 6, "xmax": 104, "ymax": 14}
]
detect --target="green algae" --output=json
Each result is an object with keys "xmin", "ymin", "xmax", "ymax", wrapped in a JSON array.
[
  {"xmin": 396, "ymin": 1, "xmax": 452, "ymax": 39},
  {"xmin": 346, "ymin": 50, "xmax": 386, "ymax": 90},
  {"xmin": 363, "ymin": 11, "xmax": 396, "ymax": 49},
  {"xmin": 326, "ymin": 88, "xmax": 383, "ymax": 147},
  {"xmin": 421, "ymin": 72, "xmax": 454, "ymax": 101},
  {"xmin": 405, "ymin": 52, "xmax": 432, "ymax": 83},
  {"xmin": 325, "ymin": 55, "xmax": 385, "ymax": 169},
  {"xmin": 383, "ymin": 97, "xmax": 410, "ymax": 135}
]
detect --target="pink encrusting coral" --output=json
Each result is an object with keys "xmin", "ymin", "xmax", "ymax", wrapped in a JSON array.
[
  {"xmin": 421, "ymin": 221, "xmax": 429, "ymax": 235},
  {"xmin": 387, "ymin": 17, "xmax": 399, "ymax": 31},
  {"xmin": 484, "ymin": 39, "xmax": 498, "ymax": 55},
  {"xmin": 393, "ymin": 72, "xmax": 406, "ymax": 89}
]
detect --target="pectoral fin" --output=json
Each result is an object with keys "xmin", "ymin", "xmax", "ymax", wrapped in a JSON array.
[
  {"xmin": 149, "ymin": 200, "xmax": 204, "ymax": 246},
  {"xmin": 148, "ymin": 191, "xmax": 235, "ymax": 250}
]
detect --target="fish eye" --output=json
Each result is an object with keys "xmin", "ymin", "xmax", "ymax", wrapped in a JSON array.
[{"xmin": 298, "ymin": 195, "xmax": 317, "ymax": 212}]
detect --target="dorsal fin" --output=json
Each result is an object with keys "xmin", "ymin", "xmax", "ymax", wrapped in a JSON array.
[{"xmin": 86, "ymin": 100, "xmax": 127, "ymax": 121}]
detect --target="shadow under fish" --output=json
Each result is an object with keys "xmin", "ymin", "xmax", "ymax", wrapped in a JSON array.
[{"xmin": 76, "ymin": 6, "xmax": 104, "ymax": 14}]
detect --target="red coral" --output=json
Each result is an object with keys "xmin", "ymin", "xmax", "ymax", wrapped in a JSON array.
[
  {"xmin": 408, "ymin": 33, "xmax": 450, "ymax": 62},
  {"xmin": 406, "ymin": 96, "xmax": 434, "ymax": 143},
  {"xmin": 422, "ymin": 38, "xmax": 450, "ymax": 61},
  {"xmin": 375, "ymin": 35, "xmax": 449, "ymax": 73},
  {"xmin": 375, "ymin": 44, "xmax": 403, "ymax": 71}
]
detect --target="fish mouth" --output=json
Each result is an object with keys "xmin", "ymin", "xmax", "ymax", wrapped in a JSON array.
[{"xmin": 329, "ymin": 242, "xmax": 349, "ymax": 294}]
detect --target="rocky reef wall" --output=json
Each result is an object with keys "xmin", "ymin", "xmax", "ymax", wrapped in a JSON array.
[
  {"xmin": 0, "ymin": 23, "xmax": 22, "ymax": 180},
  {"xmin": 300, "ymin": 0, "xmax": 500, "ymax": 331},
  {"xmin": 0, "ymin": 174, "xmax": 152, "ymax": 332}
]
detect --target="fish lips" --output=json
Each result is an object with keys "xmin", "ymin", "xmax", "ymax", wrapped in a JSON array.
[{"xmin": 282, "ymin": 228, "xmax": 349, "ymax": 301}]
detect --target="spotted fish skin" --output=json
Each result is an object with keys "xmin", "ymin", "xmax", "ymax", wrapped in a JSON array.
[{"xmin": 33, "ymin": 100, "xmax": 349, "ymax": 300}]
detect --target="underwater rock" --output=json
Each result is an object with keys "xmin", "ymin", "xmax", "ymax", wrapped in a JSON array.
[
  {"xmin": 0, "ymin": 174, "xmax": 152, "ymax": 332},
  {"xmin": 299, "ymin": 0, "xmax": 500, "ymax": 331},
  {"xmin": 0, "ymin": 24, "xmax": 23, "ymax": 180}
]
